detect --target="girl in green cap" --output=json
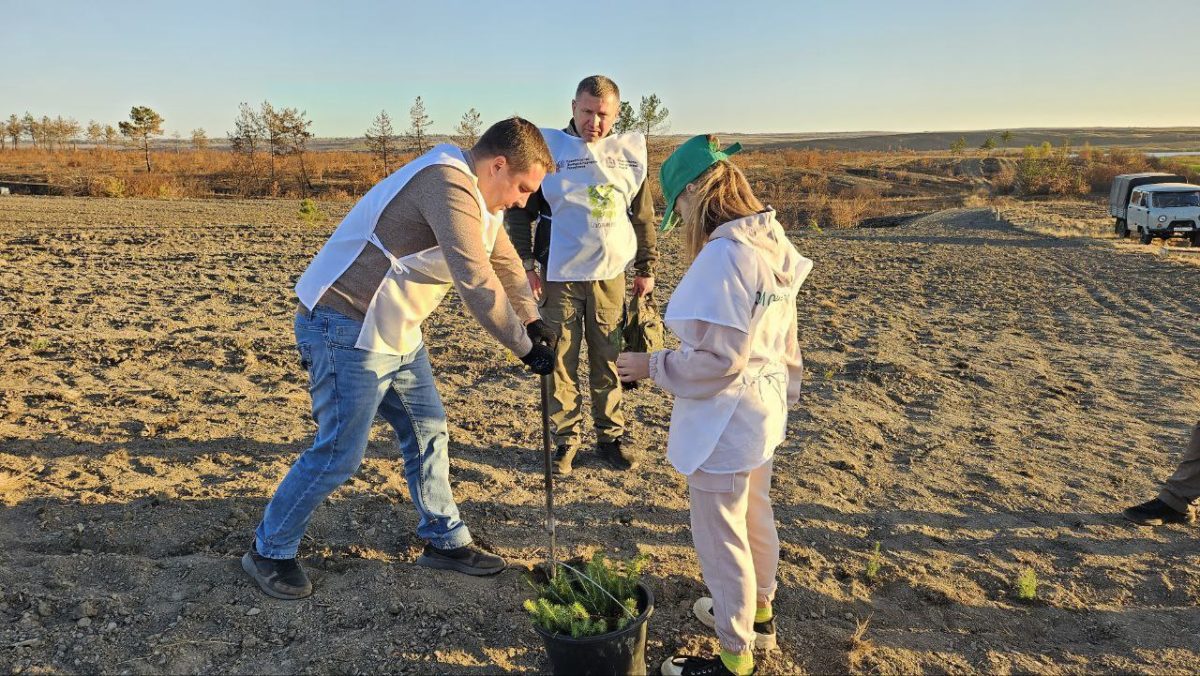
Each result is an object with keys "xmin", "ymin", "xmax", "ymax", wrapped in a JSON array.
[{"xmin": 617, "ymin": 135, "xmax": 813, "ymax": 676}]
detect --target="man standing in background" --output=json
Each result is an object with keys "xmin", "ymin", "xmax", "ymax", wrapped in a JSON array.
[{"xmin": 506, "ymin": 75, "xmax": 657, "ymax": 475}]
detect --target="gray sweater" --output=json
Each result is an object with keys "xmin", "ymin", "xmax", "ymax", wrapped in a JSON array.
[{"xmin": 314, "ymin": 162, "xmax": 538, "ymax": 356}]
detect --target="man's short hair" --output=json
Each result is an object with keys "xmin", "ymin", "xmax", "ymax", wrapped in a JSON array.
[
  {"xmin": 473, "ymin": 116, "xmax": 554, "ymax": 174},
  {"xmin": 575, "ymin": 75, "xmax": 620, "ymax": 101}
]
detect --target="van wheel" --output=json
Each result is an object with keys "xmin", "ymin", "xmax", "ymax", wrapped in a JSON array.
[
  {"xmin": 1191, "ymin": 232, "xmax": 1200, "ymax": 247},
  {"xmin": 1139, "ymin": 230, "xmax": 1154, "ymax": 245},
  {"xmin": 1116, "ymin": 219, "xmax": 1128, "ymax": 238}
]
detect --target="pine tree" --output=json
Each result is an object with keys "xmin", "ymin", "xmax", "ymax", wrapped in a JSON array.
[
  {"xmin": 228, "ymin": 102, "xmax": 264, "ymax": 157},
  {"xmin": 364, "ymin": 109, "xmax": 398, "ymax": 172},
  {"xmin": 5, "ymin": 114, "xmax": 21, "ymax": 149},
  {"xmin": 636, "ymin": 94, "xmax": 670, "ymax": 137},
  {"xmin": 118, "ymin": 106, "xmax": 165, "ymax": 172},
  {"xmin": 614, "ymin": 100, "xmax": 637, "ymax": 134},
  {"xmin": 85, "ymin": 120, "xmax": 104, "ymax": 147},
  {"xmin": 408, "ymin": 96, "xmax": 433, "ymax": 154},
  {"xmin": 454, "ymin": 107, "xmax": 482, "ymax": 147},
  {"xmin": 191, "ymin": 128, "xmax": 209, "ymax": 151},
  {"xmin": 22, "ymin": 112, "xmax": 37, "ymax": 148}
]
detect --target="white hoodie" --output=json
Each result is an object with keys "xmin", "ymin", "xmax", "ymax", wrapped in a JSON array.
[{"xmin": 649, "ymin": 210, "xmax": 813, "ymax": 475}]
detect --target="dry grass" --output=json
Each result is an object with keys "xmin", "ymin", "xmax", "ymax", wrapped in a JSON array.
[
  {"xmin": 1080, "ymin": 145, "xmax": 1153, "ymax": 193},
  {"xmin": 1015, "ymin": 143, "xmax": 1154, "ymax": 197},
  {"xmin": 991, "ymin": 162, "xmax": 1017, "ymax": 194},
  {"xmin": 0, "ymin": 143, "xmax": 994, "ymax": 230},
  {"xmin": 826, "ymin": 195, "xmax": 873, "ymax": 228},
  {"xmin": 962, "ymin": 191, "xmax": 993, "ymax": 208},
  {"xmin": 0, "ymin": 146, "xmax": 405, "ymax": 198},
  {"xmin": 1159, "ymin": 157, "xmax": 1200, "ymax": 184},
  {"xmin": 991, "ymin": 197, "xmax": 1111, "ymax": 238},
  {"xmin": 846, "ymin": 614, "xmax": 876, "ymax": 671}
]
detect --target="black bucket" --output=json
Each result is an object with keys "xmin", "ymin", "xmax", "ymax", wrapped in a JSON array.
[{"xmin": 533, "ymin": 582, "xmax": 654, "ymax": 676}]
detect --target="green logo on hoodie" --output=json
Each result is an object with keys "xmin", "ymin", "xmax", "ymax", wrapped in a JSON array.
[{"xmin": 755, "ymin": 291, "xmax": 789, "ymax": 308}]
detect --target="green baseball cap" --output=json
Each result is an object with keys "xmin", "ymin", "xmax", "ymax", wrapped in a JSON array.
[{"xmin": 658, "ymin": 135, "xmax": 743, "ymax": 232}]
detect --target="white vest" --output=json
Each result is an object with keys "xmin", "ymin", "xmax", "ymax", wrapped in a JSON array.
[
  {"xmin": 294, "ymin": 145, "xmax": 503, "ymax": 356},
  {"xmin": 662, "ymin": 220, "xmax": 812, "ymax": 475},
  {"xmin": 540, "ymin": 129, "xmax": 647, "ymax": 282}
]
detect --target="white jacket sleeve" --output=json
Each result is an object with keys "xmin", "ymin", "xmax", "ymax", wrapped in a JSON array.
[
  {"xmin": 649, "ymin": 320, "xmax": 752, "ymax": 399},
  {"xmin": 784, "ymin": 306, "xmax": 803, "ymax": 405}
]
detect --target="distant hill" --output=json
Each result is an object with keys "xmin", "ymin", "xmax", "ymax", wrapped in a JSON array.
[
  {"xmin": 146, "ymin": 127, "xmax": 1200, "ymax": 153},
  {"xmin": 714, "ymin": 127, "xmax": 1200, "ymax": 152}
]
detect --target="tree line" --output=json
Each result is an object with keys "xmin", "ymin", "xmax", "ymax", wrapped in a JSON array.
[
  {"xmin": 361, "ymin": 93, "xmax": 670, "ymax": 172},
  {"xmin": 3, "ymin": 91, "xmax": 671, "ymax": 196},
  {"xmin": 2, "ymin": 113, "xmax": 103, "ymax": 152},
  {"xmin": 225, "ymin": 101, "xmax": 315, "ymax": 195}
]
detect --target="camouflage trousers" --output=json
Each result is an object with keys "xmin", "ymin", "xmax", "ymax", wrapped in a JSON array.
[{"xmin": 540, "ymin": 273, "xmax": 625, "ymax": 446}]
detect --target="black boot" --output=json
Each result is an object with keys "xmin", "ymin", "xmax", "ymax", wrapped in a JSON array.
[
  {"xmin": 415, "ymin": 543, "xmax": 506, "ymax": 576},
  {"xmin": 241, "ymin": 548, "xmax": 313, "ymax": 600},
  {"xmin": 1123, "ymin": 498, "xmax": 1192, "ymax": 526},
  {"xmin": 598, "ymin": 438, "xmax": 639, "ymax": 470}
]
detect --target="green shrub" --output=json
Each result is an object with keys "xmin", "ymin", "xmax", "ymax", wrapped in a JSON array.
[
  {"xmin": 299, "ymin": 198, "xmax": 327, "ymax": 225},
  {"xmin": 525, "ymin": 553, "xmax": 645, "ymax": 639},
  {"xmin": 864, "ymin": 542, "xmax": 883, "ymax": 583},
  {"xmin": 1015, "ymin": 567, "xmax": 1038, "ymax": 601},
  {"xmin": 1016, "ymin": 142, "xmax": 1087, "ymax": 196}
]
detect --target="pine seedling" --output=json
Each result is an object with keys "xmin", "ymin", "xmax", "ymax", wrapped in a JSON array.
[
  {"xmin": 526, "ymin": 553, "xmax": 645, "ymax": 638},
  {"xmin": 298, "ymin": 198, "xmax": 326, "ymax": 226},
  {"xmin": 864, "ymin": 542, "xmax": 883, "ymax": 583},
  {"xmin": 1016, "ymin": 567, "xmax": 1038, "ymax": 601}
]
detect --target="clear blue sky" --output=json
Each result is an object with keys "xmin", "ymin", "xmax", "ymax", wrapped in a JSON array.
[{"xmin": 4, "ymin": 0, "xmax": 1199, "ymax": 138}]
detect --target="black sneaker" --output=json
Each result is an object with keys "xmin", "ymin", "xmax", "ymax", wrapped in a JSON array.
[
  {"xmin": 415, "ymin": 543, "xmax": 506, "ymax": 576},
  {"xmin": 553, "ymin": 444, "xmax": 578, "ymax": 475},
  {"xmin": 692, "ymin": 597, "xmax": 776, "ymax": 651},
  {"xmin": 661, "ymin": 654, "xmax": 750, "ymax": 676},
  {"xmin": 241, "ymin": 548, "xmax": 313, "ymax": 600},
  {"xmin": 598, "ymin": 438, "xmax": 639, "ymax": 470},
  {"xmin": 1123, "ymin": 498, "xmax": 1192, "ymax": 526}
]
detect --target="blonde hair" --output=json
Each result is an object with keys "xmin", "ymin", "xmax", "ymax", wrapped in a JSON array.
[{"xmin": 678, "ymin": 143, "xmax": 764, "ymax": 260}]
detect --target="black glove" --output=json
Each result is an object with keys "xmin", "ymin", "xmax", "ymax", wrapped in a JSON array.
[
  {"xmin": 526, "ymin": 319, "xmax": 559, "ymax": 350},
  {"xmin": 520, "ymin": 342, "xmax": 556, "ymax": 375}
]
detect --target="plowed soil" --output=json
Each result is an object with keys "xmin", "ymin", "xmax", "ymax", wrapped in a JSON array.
[{"xmin": 2, "ymin": 195, "xmax": 1198, "ymax": 674}]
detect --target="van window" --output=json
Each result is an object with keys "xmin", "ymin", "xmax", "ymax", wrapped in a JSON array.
[
  {"xmin": 1131, "ymin": 192, "xmax": 1143, "ymax": 206},
  {"xmin": 1154, "ymin": 191, "xmax": 1200, "ymax": 208}
]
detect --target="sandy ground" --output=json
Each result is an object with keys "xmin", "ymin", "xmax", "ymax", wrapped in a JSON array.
[{"xmin": 2, "ymin": 195, "xmax": 1199, "ymax": 674}]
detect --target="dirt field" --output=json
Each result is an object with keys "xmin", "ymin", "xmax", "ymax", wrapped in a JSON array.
[{"xmin": 2, "ymin": 195, "xmax": 1199, "ymax": 674}]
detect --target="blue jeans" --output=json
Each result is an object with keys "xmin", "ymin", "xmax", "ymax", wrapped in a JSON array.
[{"xmin": 255, "ymin": 306, "xmax": 471, "ymax": 559}]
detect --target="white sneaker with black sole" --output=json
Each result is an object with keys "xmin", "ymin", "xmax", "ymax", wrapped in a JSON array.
[{"xmin": 692, "ymin": 597, "xmax": 777, "ymax": 651}]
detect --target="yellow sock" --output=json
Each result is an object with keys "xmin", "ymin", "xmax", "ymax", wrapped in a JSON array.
[
  {"xmin": 754, "ymin": 606, "xmax": 773, "ymax": 623},
  {"xmin": 719, "ymin": 650, "xmax": 754, "ymax": 675}
]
